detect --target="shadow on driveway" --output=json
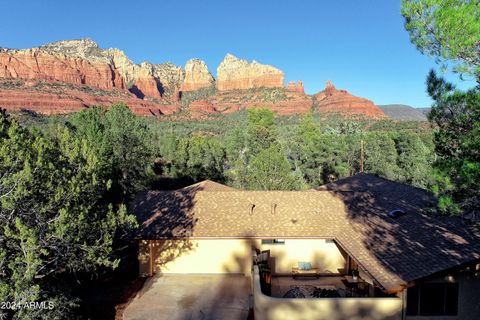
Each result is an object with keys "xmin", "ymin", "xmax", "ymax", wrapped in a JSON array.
[{"xmin": 123, "ymin": 274, "xmax": 251, "ymax": 320}]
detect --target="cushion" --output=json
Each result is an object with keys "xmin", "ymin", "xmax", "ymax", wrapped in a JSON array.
[{"xmin": 298, "ymin": 261, "xmax": 312, "ymax": 270}]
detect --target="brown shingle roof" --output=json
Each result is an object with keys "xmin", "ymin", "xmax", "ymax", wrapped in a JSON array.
[
  {"xmin": 132, "ymin": 189, "xmax": 342, "ymax": 238},
  {"xmin": 131, "ymin": 175, "xmax": 480, "ymax": 293},
  {"xmin": 322, "ymin": 174, "xmax": 480, "ymax": 292},
  {"xmin": 178, "ymin": 179, "xmax": 237, "ymax": 192}
]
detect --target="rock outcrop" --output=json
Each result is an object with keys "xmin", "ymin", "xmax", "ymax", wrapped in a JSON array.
[
  {"xmin": 0, "ymin": 48, "xmax": 126, "ymax": 91},
  {"xmin": 36, "ymin": 39, "xmax": 185, "ymax": 100},
  {"xmin": 189, "ymin": 100, "xmax": 217, "ymax": 116},
  {"xmin": 0, "ymin": 80, "xmax": 180, "ymax": 116},
  {"xmin": 287, "ymin": 80, "xmax": 305, "ymax": 95},
  {"xmin": 216, "ymin": 54, "xmax": 284, "ymax": 91},
  {"xmin": 314, "ymin": 81, "xmax": 386, "ymax": 118},
  {"xmin": 150, "ymin": 63, "xmax": 185, "ymax": 99},
  {"xmin": 105, "ymin": 48, "xmax": 139, "ymax": 84},
  {"xmin": 181, "ymin": 59, "xmax": 215, "ymax": 91},
  {"xmin": 130, "ymin": 63, "xmax": 162, "ymax": 99},
  {"xmin": 0, "ymin": 39, "xmax": 387, "ymax": 119}
]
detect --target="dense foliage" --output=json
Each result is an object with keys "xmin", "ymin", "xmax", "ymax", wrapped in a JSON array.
[
  {"xmin": 68, "ymin": 104, "xmax": 154, "ymax": 203},
  {"xmin": 151, "ymin": 109, "xmax": 436, "ymax": 190},
  {"xmin": 403, "ymin": 0, "xmax": 480, "ymax": 218},
  {"xmin": 401, "ymin": 0, "xmax": 480, "ymax": 80},
  {"xmin": 426, "ymin": 71, "xmax": 480, "ymax": 216},
  {"xmin": 0, "ymin": 105, "xmax": 150, "ymax": 319}
]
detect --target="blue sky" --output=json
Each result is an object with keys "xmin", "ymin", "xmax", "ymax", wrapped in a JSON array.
[{"xmin": 1, "ymin": 0, "xmax": 476, "ymax": 107}]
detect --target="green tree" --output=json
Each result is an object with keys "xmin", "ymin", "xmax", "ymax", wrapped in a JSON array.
[
  {"xmin": 226, "ymin": 109, "xmax": 280, "ymax": 188},
  {"xmin": 426, "ymin": 71, "xmax": 480, "ymax": 215},
  {"xmin": 401, "ymin": 0, "xmax": 480, "ymax": 81},
  {"xmin": 246, "ymin": 108, "xmax": 278, "ymax": 155},
  {"xmin": 0, "ymin": 110, "xmax": 136, "ymax": 319},
  {"xmin": 175, "ymin": 135, "xmax": 226, "ymax": 181},
  {"xmin": 290, "ymin": 114, "xmax": 360, "ymax": 186},
  {"xmin": 289, "ymin": 113, "xmax": 324, "ymax": 186},
  {"xmin": 69, "ymin": 104, "xmax": 154, "ymax": 202},
  {"xmin": 394, "ymin": 132, "xmax": 433, "ymax": 188},
  {"xmin": 246, "ymin": 144, "xmax": 304, "ymax": 190},
  {"xmin": 364, "ymin": 133, "xmax": 400, "ymax": 180}
]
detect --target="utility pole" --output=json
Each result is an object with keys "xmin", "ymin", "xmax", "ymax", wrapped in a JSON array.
[{"xmin": 360, "ymin": 139, "xmax": 364, "ymax": 173}]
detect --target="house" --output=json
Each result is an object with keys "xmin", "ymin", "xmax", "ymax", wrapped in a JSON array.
[{"xmin": 130, "ymin": 174, "xmax": 480, "ymax": 320}]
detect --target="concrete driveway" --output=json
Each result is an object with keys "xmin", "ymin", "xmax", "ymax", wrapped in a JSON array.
[{"xmin": 123, "ymin": 274, "xmax": 251, "ymax": 320}]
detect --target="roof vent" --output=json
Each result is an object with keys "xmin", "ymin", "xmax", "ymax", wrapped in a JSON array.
[
  {"xmin": 271, "ymin": 203, "xmax": 277, "ymax": 214},
  {"xmin": 250, "ymin": 203, "xmax": 256, "ymax": 215},
  {"xmin": 387, "ymin": 209, "xmax": 406, "ymax": 219}
]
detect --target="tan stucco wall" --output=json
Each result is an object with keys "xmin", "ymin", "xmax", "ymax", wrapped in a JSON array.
[
  {"xmin": 252, "ymin": 266, "xmax": 402, "ymax": 320},
  {"xmin": 406, "ymin": 268, "xmax": 480, "ymax": 320},
  {"xmin": 257, "ymin": 239, "xmax": 346, "ymax": 275},
  {"xmin": 138, "ymin": 239, "xmax": 253, "ymax": 276},
  {"xmin": 139, "ymin": 238, "xmax": 346, "ymax": 277}
]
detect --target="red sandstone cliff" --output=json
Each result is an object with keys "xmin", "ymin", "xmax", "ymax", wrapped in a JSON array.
[
  {"xmin": 216, "ymin": 54, "xmax": 284, "ymax": 91},
  {"xmin": 314, "ymin": 81, "xmax": 386, "ymax": 118},
  {"xmin": 0, "ymin": 39, "xmax": 387, "ymax": 119},
  {"xmin": 181, "ymin": 59, "xmax": 215, "ymax": 91},
  {"xmin": 130, "ymin": 63, "xmax": 162, "ymax": 99},
  {"xmin": 0, "ymin": 80, "xmax": 180, "ymax": 116},
  {"xmin": 287, "ymin": 80, "xmax": 305, "ymax": 95},
  {"xmin": 0, "ymin": 49, "xmax": 125, "ymax": 91}
]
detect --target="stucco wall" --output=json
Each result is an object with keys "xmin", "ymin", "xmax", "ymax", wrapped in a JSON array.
[
  {"xmin": 252, "ymin": 266, "xmax": 402, "ymax": 320},
  {"xmin": 257, "ymin": 239, "xmax": 346, "ymax": 275},
  {"xmin": 406, "ymin": 269, "xmax": 480, "ymax": 320},
  {"xmin": 138, "ymin": 239, "xmax": 253, "ymax": 276},
  {"xmin": 139, "ymin": 238, "xmax": 346, "ymax": 277}
]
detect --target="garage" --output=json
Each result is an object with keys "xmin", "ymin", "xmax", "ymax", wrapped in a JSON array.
[{"xmin": 138, "ymin": 239, "xmax": 253, "ymax": 276}]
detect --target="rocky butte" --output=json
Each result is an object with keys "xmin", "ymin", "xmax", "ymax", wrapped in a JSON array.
[
  {"xmin": 216, "ymin": 54, "xmax": 285, "ymax": 91},
  {"xmin": 0, "ymin": 43, "xmax": 125, "ymax": 91},
  {"xmin": 314, "ymin": 81, "xmax": 386, "ymax": 118},
  {"xmin": 181, "ymin": 59, "xmax": 215, "ymax": 92},
  {"xmin": 0, "ymin": 39, "xmax": 386, "ymax": 119}
]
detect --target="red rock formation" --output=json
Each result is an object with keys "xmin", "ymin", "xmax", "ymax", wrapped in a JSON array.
[
  {"xmin": 297, "ymin": 80, "xmax": 305, "ymax": 94},
  {"xmin": 0, "ymin": 81, "xmax": 180, "ymax": 116},
  {"xmin": 325, "ymin": 80, "xmax": 336, "ymax": 96},
  {"xmin": 314, "ymin": 81, "xmax": 386, "ymax": 118},
  {"xmin": 189, "ymin": 100, "xmax": 217, "ymax": 116},
  {"xmin": 181, "ymin": 59, "xmax": 215, "ymax": 92},
  {"xmin": 131, "ymin": 76, "xmax": 161, "ymax": 99},
  {"xmin": 217, "ymin": 75, "xmax": 284, "ymax": 91},
  {"xmin": 0, "ymin": 50, "xmax": 125, "ymax": 91},
  {"xmin": 198, "ymin": 99, "xmax": 312, "ymax": 117},
  {"xmin": 216, "ymin": 54, "xmax": 284, "ymax": 91},
  {"xmin": 287, "ymin": 81, "xmax": 296, "ymax": 91},
  {"xmin": 287, "ymin": 80, "xmax": 305, "ymax": 95},
  {"xmin": 0, "ymin": 40, "xmax": 387, "ymax": 119}
]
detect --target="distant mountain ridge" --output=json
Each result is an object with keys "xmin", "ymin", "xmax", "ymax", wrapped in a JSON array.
[
  {"xmin": 378, "ymin": 104, "xmax": 430, "ymax": 121},
  {"xmin": 0, "ymin": 38, "xmax": 386, "ymax": 119}
]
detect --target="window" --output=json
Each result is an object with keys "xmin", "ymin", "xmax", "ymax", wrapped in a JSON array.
[
  {"xmin": 406, "ymin": 283, "xmax": 458, "ymax": 316},
  {"xmin": 261, "ymin": 239, "xmax": 285, "ymax": 245}
]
